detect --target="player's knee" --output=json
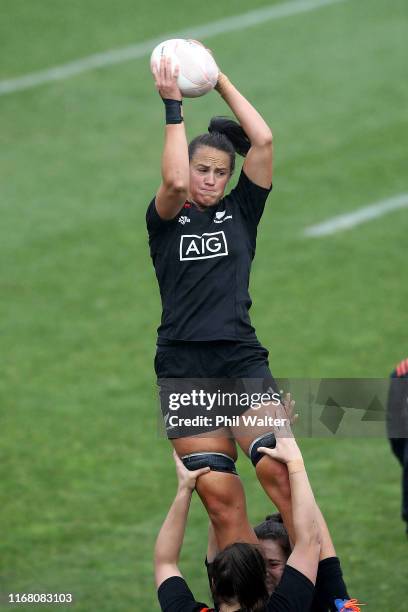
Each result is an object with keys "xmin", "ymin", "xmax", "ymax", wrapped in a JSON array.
[
  {"xmin": 204, "ymin": 482, "xmax": 249, "ymax": 532},
  {"xmin": 204, "ymin": 489, "xmax": 237, "ymax": 529}
]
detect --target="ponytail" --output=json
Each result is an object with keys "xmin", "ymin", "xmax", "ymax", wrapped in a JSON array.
[
  {"xmin": 208, "ymin": 116, "xmax": 251, "ymax": 157},
  {"xmin": 188, "ymin": 116, "xmax": 250, "ymax": 175}
]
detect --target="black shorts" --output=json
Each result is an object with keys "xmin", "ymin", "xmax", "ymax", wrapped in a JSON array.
[{"xmin": 154, "ymin": 340, "xmax": 279, "ymax": 438}]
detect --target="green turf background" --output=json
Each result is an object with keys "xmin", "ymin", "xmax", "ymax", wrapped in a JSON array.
[{"xmin": 1, "ymin": 0, "xmax": 408, "ymax": 609}]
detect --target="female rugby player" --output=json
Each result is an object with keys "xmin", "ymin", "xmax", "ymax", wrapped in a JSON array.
[
  {"xmin": 147, "ymin": 46, "xmax": 292, "ymax": 549},
  {"xmin": 155, "ymin": 441, "xmax": 362, "ymax": 612}
]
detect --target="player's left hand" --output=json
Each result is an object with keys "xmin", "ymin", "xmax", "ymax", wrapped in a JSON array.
[
  {"xmin": 173, "ymin": 450, "xmax": 210, "ymax": 492},
  {"xmin": 187, "ymin": 40, "xmax": 222, "ymax": 90},
  {"xmin": 188, "ymin": 39, "xmax": 214, "ymax": 56}
]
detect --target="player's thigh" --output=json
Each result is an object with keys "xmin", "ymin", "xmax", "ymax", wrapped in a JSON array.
[
  {"xmin": 171, "ymin": 435, "xmax": 257, "ymax": 545},
  {"xmin": 171, "ymin": 434, "xmax": 244, "ymax": 519},
  {"xmin": 171, "ymin": 430, "xmax": 237, "ymax": 461}
]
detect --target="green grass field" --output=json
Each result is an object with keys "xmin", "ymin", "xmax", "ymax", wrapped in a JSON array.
[{"xmin": 1, "ymin": 0, "xmax": 408, "ymax": 609}]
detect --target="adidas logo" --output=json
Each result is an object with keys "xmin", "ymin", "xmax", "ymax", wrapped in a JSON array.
[
  {"xmin": 163, "ymin": 412, "xmax": 175, "ymax": 431},
  {"xmin": 178, "ymin": 215, "xmax": 190, "ymax": 225}
]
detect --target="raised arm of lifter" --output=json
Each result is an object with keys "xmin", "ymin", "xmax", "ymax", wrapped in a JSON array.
[
  {"xmin": 215, "ymin": 71, "xmax": 273, "ymax": 188},
  {"xmin": 154, "ymin": 451, "xmax": 210, "ymax": 588},
  {"xmin": 259, "ymin": 435, "xmax": 321, "ymax": 584},
  {"xmin": 152, "ymin": 57, "xmax": 190, "ymax": 220}
]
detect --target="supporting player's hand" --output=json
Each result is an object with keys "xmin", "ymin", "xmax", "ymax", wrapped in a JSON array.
[
  {"xmin": 173, "ymin": 450, "xmax": 210, "ymax": 492},
  {"xmin": 152, "ymin": 56, "xmax": 182, "ymax": 101},
  {"xmin": 259, "ymin": 394, "xmax": 303, "ymax": 465},
  {"xmin": 258, "ymin": 435, "xmax": 303, "ymax": 466},
  {"xmin": 282, "ymin": 392, "xmax": 299, "ymax": 426}
]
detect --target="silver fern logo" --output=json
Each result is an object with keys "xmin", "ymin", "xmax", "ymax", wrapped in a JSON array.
[
  {"xmin": 214, "ymin": 210, "xmax": 232, "ymax": 224},
  {"xmin": 178, "ymin": 215, "xmax": 190, "ymax": 225}
]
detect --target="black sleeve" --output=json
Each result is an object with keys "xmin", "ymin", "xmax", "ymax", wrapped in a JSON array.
[
  {"xmin": 387, "ymin": 370, "xmax": 408, "ymax": 438},
  {"xmin": 205, "ymin": 557, "xmax": 214, "ymax": 592},
  {"xmin": 157, "ymin": 576, "xmax": 210, "ymax": 612},
  {"xmin": 310, "ymin": 557, "xmax": 349, "ymax": 612},
  {"xmin": 230, "ymin": 169, "xmax": 272, "ymax": 229},
  {"xmin": 146, "ymin": 197, "xmax": 177, "ymax": 237},
  {"xmin": 267, "ymin": 565, "xmax": 314, "ymax": 612}
]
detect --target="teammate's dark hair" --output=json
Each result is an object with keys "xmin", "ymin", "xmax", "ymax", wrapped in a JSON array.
[
  {"xmin": 254, "ymin": 513, "xmax": 291, "ymax": 560},
  {"xmin": 188, "ymin": 116, "xmax": 251, "ymax": 175},
  {"xmin": 210, "ymin": 542, "xmax": 268, "ymax": 612}
]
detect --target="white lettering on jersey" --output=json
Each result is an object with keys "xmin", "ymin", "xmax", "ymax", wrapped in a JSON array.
[
  {"xmin": 180, "ymin": 231, "xmax": 228, "ymax": 261},
  {"xmin": 185, "ymin": 240, "xmax": 200, "ymax": 256},
  {"xmin": 206, "ymin": 236, "xmax": 222, "ymax": 253}
]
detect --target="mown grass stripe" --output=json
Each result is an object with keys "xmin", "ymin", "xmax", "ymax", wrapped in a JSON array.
[
  {"xmin": 304, "ymin": 193, "xmax": 408, "ymax": 237},
  {"xmin": 0, "ymin": 0, "xmax": 346, "ymax": 96}
]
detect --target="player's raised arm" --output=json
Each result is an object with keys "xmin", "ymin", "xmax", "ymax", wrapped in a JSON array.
[
  {"xmin": 215, "ymin": 71, "xmax": 273, "ymax": 188},
  {"xmin": 151, "ymin": 57, "xmax": 190, "ymax": 220},
  {"xmin": 259, "ymin": 436, "xmax": 321, "ymax": 584},
  {"xmin": 154, "ymin": 451, "xmax": 210, "ymax": 589}
]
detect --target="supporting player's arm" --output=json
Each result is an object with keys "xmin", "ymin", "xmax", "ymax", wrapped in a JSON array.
[
  {"xmin": 259, "ymin": 436, "xmax": 321, "ymax": 584},
  {"xmin": 154, "ymin": 451, "xmax": 210, "ymax": 588},
  {"xmin": 215, "ymin": 71, "xmax": 273, "ymax": 188},
  {"xmin": 152, "ymin": 57, "xmax": 190, "ymax": 220}
]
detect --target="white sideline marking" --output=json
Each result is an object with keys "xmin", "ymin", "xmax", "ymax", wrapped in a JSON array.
[
  {"xmin": 0, "ymin": 0, "xmax": 346, "ymax": 96},
  {"xmin": 304, "ymin": 193, "xmax": 408, "ymax": 237}
]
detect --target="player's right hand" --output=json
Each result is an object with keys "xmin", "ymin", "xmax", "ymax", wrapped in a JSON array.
[
  {"xmin": 258, "ymin": 436, "xmax": 303, "ymax": 466},
  {"xmin": 152, "ymin": 56, "xmax": 182, "ymax": 101}
]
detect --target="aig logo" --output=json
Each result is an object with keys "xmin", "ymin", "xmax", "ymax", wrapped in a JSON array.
[{"xmin": 180, "ymin": 231, "xmax": 228, "ymax": 261}]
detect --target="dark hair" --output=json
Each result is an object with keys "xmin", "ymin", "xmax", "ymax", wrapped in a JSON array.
[
  {"xmin": 211, "ymin": 542, "xmax": 268, "ymax": 612},
  {"xmin": 188, "ymin": 116, "xmax": 251, "ymax": 175},
  {"xmin": 254, "ymin": 513, "xmax": 291, "ymax": 560}
]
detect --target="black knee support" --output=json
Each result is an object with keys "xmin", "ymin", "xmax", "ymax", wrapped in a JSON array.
[
  {"xmin": 249, "ymin": 432, "xmax": 276, "ymax": 467},
  {"xmin": 181, "ymin": 452, "xmax": 238, "ymax": 475}
]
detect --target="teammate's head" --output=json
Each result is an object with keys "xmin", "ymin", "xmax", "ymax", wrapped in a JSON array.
[
  {"xmin": 210, "ymin": 542, "xmax": 268, "ymax": 611},
  {"xmin": 254, "ymin": 513, "xmax": 291, "ymax": 594},
  {"xmin": 188, "ymin": 117, "xmax": 250, "ymax": 207}
]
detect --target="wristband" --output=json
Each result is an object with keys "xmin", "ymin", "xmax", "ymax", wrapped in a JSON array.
[
  {"xmin": 163, "ymin": 98, "xmax": 183, "ymax": 124},
  {"xmin": 287, "ymin": 459, "xmax": 305, "ymax": 474}
]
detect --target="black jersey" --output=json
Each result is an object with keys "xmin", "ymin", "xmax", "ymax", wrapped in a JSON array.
[
  {"xmin": 146, "ymin": 169, "xmax": 272, "ymax": 342},
  {"xmin": 157, "ymin": 565, "xmax": 314, "ymax": 612}
]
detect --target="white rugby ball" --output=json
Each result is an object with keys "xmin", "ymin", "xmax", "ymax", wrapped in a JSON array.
[{"xmin": 150, "ymin": 38, "xmax": 219, "ymax": 98}]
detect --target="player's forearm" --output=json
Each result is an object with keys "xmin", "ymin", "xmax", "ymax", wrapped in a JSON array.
[
  {"xmin": 215, "ymin": 73, "xmax": 272, "ymax": 146},
  {"xmin": 289, "ymin": 463, "xmax": 320, "ymax": 546},
  {"xmin": 154, "ymin": 487, "xmax": 192, "ymax": 565},
  {"xmin": 161, "ymin": 123, "xmax": 190, "ymax": 190},
  {"xmin": 314, "ymin": 504, "xmax": 336, "ymax": 560}
]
